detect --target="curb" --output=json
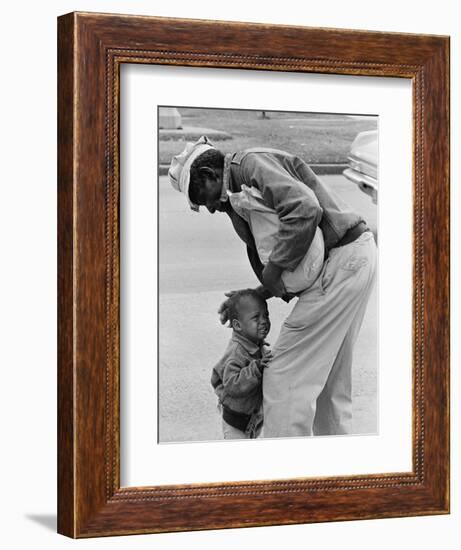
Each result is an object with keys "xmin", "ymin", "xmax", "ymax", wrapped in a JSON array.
[
  {"xmin": 159, "ymin": 127, "xmax": 232, "ymax": 141},
  {"xmin": 158, "ymin": 163, "xmax": 348, "ymax": 177}
]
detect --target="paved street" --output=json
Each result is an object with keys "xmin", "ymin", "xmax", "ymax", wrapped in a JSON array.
[{"xmin": 158, "ymin": 174, "xmax": 378, "ymax": 442}]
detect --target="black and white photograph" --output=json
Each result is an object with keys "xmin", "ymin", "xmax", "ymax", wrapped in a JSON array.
[{"xmin": 158, "ymin": 106, "xmax": 378, "ymax": 443}]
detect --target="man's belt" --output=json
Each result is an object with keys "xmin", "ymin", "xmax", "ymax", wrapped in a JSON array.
[{"xmin": 333, "ymin": 222, "xmax": 370, "ymax": 249}]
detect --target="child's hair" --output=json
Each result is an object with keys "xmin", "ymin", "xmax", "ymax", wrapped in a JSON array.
[
  {"xmin": 188, "ymin": 149, "xmax": 225, "ymax": 203},
  {"xmin": 227, "ymin": 289, "xmax": 267, "ymax": 324}
]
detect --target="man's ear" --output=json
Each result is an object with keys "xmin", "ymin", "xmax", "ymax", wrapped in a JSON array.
[
  {"xmin": 199, "ymin": 166, "xmax": 216, "ymax": 180},
  {"xmin": 231, "ymin": 319, "xmax": 241, "ymax": 332}
]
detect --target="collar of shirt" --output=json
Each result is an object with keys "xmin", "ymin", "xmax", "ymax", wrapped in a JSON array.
[
  {"xmin": 220, "ymin": 153, "xmax": 233, "ymax": 203},
  {"xmin": 231, "ymin": 331, "xmax": 264, "ymax": 357}
]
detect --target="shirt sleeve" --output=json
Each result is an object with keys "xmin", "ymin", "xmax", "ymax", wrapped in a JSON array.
[
  {"xmin": 241, "ymin": 153, "xmax": 323, "ymax": 271},
  {"xmin": 210, "ymin": 367, "xmax": 224, "ymax": 400},
  {"xmin": 222, "ymin": 357, "xmax": 262, "ymax": 397}
]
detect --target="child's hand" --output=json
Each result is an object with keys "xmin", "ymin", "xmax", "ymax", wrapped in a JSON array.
[{"xmin": 259, "ymin": 352, "xmax": 273, "ymax": 370}]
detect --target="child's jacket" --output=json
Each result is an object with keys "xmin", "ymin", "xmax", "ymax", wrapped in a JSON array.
[{"xmin": 211, "ymin": 332, "xmax": 268, "ymax": 421}]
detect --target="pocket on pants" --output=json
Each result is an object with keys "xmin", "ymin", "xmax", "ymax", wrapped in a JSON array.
[
  {"xmin": 339, "ymin": 232, "xmax": 375, "ymax": 272},
  {"xmin": 340, "ymin": 255, "xmax": 369, "ymax": 272},
  {"xmin": 320, "ymin": 239, "xmax": 372, "ymax": 292}
]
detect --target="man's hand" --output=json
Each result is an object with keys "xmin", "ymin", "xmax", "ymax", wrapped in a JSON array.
[
  {"xmin": 217, "ymin": 290, "xmax": 238, "ymax": 326},
  {"xmin": 262, "ymin": 262, "xmax": 286, "ymax": 297}
]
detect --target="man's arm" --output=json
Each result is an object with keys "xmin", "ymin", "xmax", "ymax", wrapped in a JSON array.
[
  {"xmin": 246, "ymin": 245, "xmax": 264, "ymax": 285},
  {"xmin": 241, "ymin": 152, "xmax": 323, "ymax": 272},
  {"xmin": 247, "ymin": 247, "xmax": 290, "ymax": 298}
]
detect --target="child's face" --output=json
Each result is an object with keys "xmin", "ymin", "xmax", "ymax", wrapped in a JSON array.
[{"xmin": 234, "ymin": 297, "xmax": 270, "ymax": 344}]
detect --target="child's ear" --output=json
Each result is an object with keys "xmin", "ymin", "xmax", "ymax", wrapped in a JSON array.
[{"xmin": 231, "ymin": 319, "xmax": 241, "ymax": 332}]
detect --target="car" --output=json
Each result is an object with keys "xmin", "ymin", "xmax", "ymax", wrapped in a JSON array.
[{"xmin": 343, "ymin": 130, "xmax": 378, "ymax": 204}]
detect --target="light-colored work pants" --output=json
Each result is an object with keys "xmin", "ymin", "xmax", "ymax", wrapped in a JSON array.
[{"xmin": 262, "ymin": 231, "xmax": 377, "ymax": 437}]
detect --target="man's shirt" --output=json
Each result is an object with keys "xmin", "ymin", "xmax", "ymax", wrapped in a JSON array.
[{"xmin": 223, "ymin": 148, "xmax": 366, "ymax": 275}]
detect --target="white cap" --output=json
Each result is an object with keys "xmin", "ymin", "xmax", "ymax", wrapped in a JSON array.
[{"xmin": 168, "ymin": 136, "xmax": 214, "ymax": 211}]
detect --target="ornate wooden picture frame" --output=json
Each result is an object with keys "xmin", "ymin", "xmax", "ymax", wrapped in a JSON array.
[{"xmin": 57, "ymin": 12, "xmax": 450, "ymax": 537}]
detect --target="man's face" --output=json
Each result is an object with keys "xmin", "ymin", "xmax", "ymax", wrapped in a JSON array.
[{"xmin": 194, "ymin": 173, "xmax": 226, "ymax": 213}]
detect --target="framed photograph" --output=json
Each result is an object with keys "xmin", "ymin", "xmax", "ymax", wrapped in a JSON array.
[{"xmin": 58, "ymin": 12, "xmax": 450, "ymax": 537}]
